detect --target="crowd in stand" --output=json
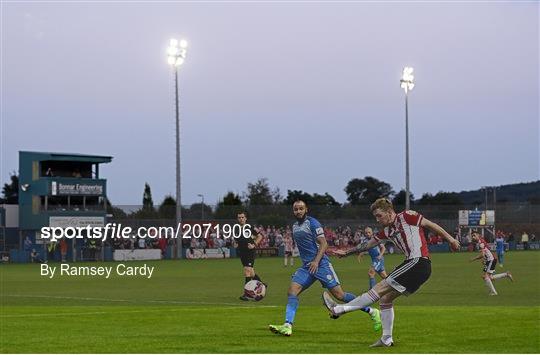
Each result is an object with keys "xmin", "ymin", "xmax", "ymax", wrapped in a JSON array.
[{"xmin": 108, "ymin": 225, "xmax": 536, "ymax": 253}]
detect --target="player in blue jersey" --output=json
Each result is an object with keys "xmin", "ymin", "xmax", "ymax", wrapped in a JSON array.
[
  {"xmin": 269, "ymin": 200, "xmax": 381, "ymax": 336},
  {"xmin": 495, "ymin": 235, "xmax": 505, "ymax": 267},
  {"xmin": 357, "ymin": 227, "xmax": 388, "ymax": 289}
]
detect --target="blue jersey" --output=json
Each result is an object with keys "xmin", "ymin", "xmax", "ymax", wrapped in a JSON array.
[
  {"xmin": 496, "ymin": 237, "xmax": 504, "ymax": 252},
  {"xmin": 292, "ymin": 216, "xmax": 329, "ymax": 266},
  {"xmin": 368, "ymin": 244, "xmax": 381, "ymax": 261}
]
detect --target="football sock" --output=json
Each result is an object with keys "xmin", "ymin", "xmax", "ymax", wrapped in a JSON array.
[
  {"xmin": 492, "ymin": 273, "xmax": 507, "ymax": 280},
  {"xmin": 245, "ymin": 277, "xmax": 252, "ymax": 284},
  {"xmin": 253, "ymin": 274, "xmax": 261, "ymax": 281},
  {"xmin": 285, "ymin": 295, "xmax": 299, "ymax": 324},
  {"xmin": 484, "ymin": 277, "xmax": 497, "ymax": 294},
  {"xmin": 284, "ymin": 258, "xmax": 287, "ymax": 266},
  {"xmin": 342, "ymin": 292, "xmax": 369, "ymax": 313},
  {"xmin": 335, "ymin": 289, "xmax": 380, "ymax": 314},
  {"xmin": 369, "ymin": 277, "xmax": 376, "ymax": 289},
  {"xmin": 380, "ymin": 303, "xmax": 394, "ymax": 338}
]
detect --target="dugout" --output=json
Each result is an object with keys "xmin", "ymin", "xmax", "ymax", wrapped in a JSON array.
[{"xmin": 14, "ymin": 151, "xmax": 112, "ymax": 263}]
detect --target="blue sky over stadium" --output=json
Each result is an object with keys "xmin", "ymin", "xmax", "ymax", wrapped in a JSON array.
[{"xmin": 2, "ymin": 2, "xmax": 538, "ymax": 205}]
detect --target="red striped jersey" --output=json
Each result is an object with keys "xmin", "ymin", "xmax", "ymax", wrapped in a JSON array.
[
  {"xmin": 374, "ymin": 210, "xmax": 430, "ymax": 259},
  {"xmin": 478, "ymin": 238, "xmax": 495, "ymax": 262}
]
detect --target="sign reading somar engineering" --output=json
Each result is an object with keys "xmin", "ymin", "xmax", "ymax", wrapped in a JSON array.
[
  {"xmin": 49, "ymin": 216, "xmax": 105, "ymax": 228},
  {"xmin": 51, "ymin": 181, "xmax": 104, "ymax": 196},
  {"xmin": 458, "ymin": 210, "xmax": 495, "ymax": 226}
]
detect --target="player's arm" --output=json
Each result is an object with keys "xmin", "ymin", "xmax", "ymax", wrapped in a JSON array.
[
  {"xmin": 247, "ymin": 226, "xmax": 263, "ymax": 249},
  {"xmin": 469, "ymin": 251, "xmax": 483, "ymax": 262},
  {"xmin": 253, "ymin": 232, "xmax": 263, "ymax": 247},
  {"xmin": 336, "ymin": 238, "xmax": 381, "ymax": 258},
  {"xmin": 420, "ymin": 218, "xmax": 460, "ymax": 250},
  {"xmin": 378, "ymin": 242, "xmax": 386, "ymax": 257},
  {"xmin": 308, "ymin": 236, "xmax": 328, "ymax": 274}
]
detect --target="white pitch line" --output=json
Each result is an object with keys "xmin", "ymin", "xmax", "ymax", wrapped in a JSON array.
[
  {"xmin": 3, "ymin": 294, "xmax": 278, "ymax": 308},
  {"xmin": 2, "ymin": 304, "xmax": 277, "ymax": 318}
]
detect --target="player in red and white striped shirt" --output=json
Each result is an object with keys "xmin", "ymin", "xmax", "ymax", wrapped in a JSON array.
[
  {"xmin": 469, "ymin": 231, "xmax": 513, "ymax": 296},
  {"xmin": 323, "ymin": 198, "xmax": 460, "ymax": 347}
]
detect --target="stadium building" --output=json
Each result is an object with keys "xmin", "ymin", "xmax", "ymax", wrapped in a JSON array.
[{"xmin": 5, "ymin": 151, "xmax": 112, "ymax": 262}]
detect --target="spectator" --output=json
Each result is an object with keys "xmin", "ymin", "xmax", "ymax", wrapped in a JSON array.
[
  {"xmin": 158, "ymin": 237, "xmax": 168, "ymax": 258},
  {"xmin": 47, "ymin": 241, "xmax": 56, "ymax": 262},
  {"xmin": 138, "ymin": 237, "xmax": 146, "ymax": 249},
  {"xmin": 30, "ymin": 249, "xmax": 44, "ymax": 263},
  {"xmin": 24, "ymin": 236, "xmax": 33, "ymax": 262},
  {"xmin": 59, "ymin": 238, "xmax": 68, "ymax": 262},
  {"xmin": 521, "ymin": 231, "xmax": 529, "ymax": 250}
]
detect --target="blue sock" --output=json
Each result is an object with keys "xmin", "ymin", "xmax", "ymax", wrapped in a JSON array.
[
  {"xmin": 285, "ymin": 295, "xmax": 299, "ymax": 324},
  {"xmin": 343, "ymin": 292, "xmax": 356, "ymax": 302},
  {"xmin": 369, "ymin": 277, "xmax": 376, "ymax": 289}
]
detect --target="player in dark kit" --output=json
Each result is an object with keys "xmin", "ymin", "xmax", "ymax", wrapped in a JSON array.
[{"xmin": 235, "ymin": 211, "xmax": 266, "ymax": 301}]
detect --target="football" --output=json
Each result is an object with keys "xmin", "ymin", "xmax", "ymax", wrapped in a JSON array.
[{"xmin": 243, "ymin": 280, "xmax": 266, "ymax": 301}]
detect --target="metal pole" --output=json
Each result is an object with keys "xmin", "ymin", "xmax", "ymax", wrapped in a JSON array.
[
  {"xmin": 405, "ymin": 91, "xmax": 410, "ymax": 210},
  {"xmin": 493, "ymin": 187, "xmax": 496, "ymax": 235},
  {"xmin": 201, "ymin": 195, "xmax": 204, "ymax": 221},
  {"xmin": 485, "ymin": 187, "xmax": 488, "ymax": 210},
  {"xmin": 174, "ymin": 67, "xmax": 182, "ymax": 259}
]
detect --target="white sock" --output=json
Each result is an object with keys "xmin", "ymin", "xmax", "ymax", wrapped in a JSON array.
[
  {"xmin": 335, "ymin": 289, "xmax": 380, "ymax": 314},
  {"xmin": 485, "ymin": 278, "xmax": 497, "ymax": 294},
  {"xmin": 380, "ymin": 303, "xmax": 394, "ymax": 339},
  {"xmin": 492, "ymin": 273, "xmax": 507, "ymax": 280},
  {"xmin": 284, "ymin": 258, "xmax": 287, "ymax": 266}
]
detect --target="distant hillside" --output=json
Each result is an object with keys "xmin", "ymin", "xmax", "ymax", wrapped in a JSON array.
[{"xmin": 456, "ymin": 181, "xmax": 540, "ymax": 204}]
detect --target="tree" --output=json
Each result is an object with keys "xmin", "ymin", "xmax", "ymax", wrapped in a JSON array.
[
  {"xmin": 392, "ymin": 189, "xmax": 415, "ymax": 206},
  {"xmin": 1, "ymin": 172, "xmax": 19, "ymax": 204},
  {"xmin": 185, "ymin": 203, "xmax": 213, "ymax": 220},
  {"xmin": 344, "ymin": 176, "xmax": 394, "ymax": 205},
  {"xmin": 105, "ymin": 198, "xmax": 128, "ymax": 219},
  {"xmin": 214, "ymin": 191, "xmax": 243, "ymax": 219},
  {"xmin": 245, "ymin": 178, "xmax": 281, "ymax": 205},
  {"xmin": 135, "ymin": 182, "xmax": 156, "ymax": 218},
  {"xmin": 158, "ymin": 195, "xmax": 176, "ymax": 219},
  {"xmin": 312, "ymin": 193, "xmax": 340, "ymax": 207},
  {"xmin": 284, "ymin": 190, "xmax": 340, "ymax": 207},
  {"xmin": 221, "ymin": 191, "xmax": 242, "ymax": 206},
  {"xmin": 284, "ymin": 190, "xmax": 313, "ymax": 205},
  {"xmin": 417, "ymin": 192, "xmax": 462, "ymax": 205}
]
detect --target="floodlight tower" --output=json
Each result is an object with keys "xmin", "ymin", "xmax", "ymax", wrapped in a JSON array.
[
  {"xmin": 400, "ymin": 67, "xmax": 415, "ymax": 210},
  {"xmin": 167, "ymin": 38, "xmax": 188, "ymax": 256}
]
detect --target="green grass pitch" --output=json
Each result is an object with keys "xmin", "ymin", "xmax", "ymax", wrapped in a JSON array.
[{"xmin": 1, "ymin": 251, "xmax": 539, "ymax": 353}]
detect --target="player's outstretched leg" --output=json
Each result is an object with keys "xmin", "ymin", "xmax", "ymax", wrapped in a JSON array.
[
  {"xmin": 492, "ymin": 271, "xmax": 513, "ymax": 282},
  {"xmin": 323, "ymin": 288, "xmax": 381, "ymax": 317},
  {"xmin": 324, "ymin": 288, "xmax": 381, "ymax": 331}
]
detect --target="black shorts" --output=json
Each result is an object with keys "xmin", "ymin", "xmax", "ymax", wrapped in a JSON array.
[
  {"xmin": 483, "ymin": 259, "xmax": 497, "ymax": 273},
  {"xmin": 285, "ymin": 251, "xmax": 293, "ymax": 257},
  {"xmin": 238, "ymin": 249, "xmax": 255, "ymax": 267},
  {"xmin": 386, "ymin": 257, "xmax": 431, "ymax": 295}
]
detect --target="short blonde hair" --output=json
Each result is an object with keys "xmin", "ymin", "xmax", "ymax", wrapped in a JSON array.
[{"xmin": 370, "ymin": 198, "xmax": 394, "ymax": 213}]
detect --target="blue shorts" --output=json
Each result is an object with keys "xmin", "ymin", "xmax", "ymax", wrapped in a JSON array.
[
  {"xmin": 371, "ymin": 258, "xmax": 385, "ymax": 273},
  {"xmin": 291, "ymin": 262, "xmax": 340, "ymax": 290}
]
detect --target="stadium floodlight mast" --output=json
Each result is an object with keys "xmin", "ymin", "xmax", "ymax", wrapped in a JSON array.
[
  {"xmin": 400, "ymin": 66, "xmax": 415, "ymax": 210},
  {"xmin": 167, "ymin": 38, "xmax": 188, "ymax": 258}
]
